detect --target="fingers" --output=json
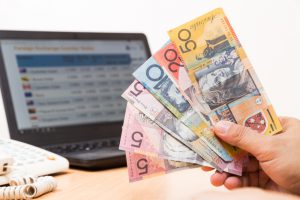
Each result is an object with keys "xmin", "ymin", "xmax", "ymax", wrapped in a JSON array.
[
  {"xmin": 278, "ymin": 116, "xmax": 290, "ymax": 128},
  {"xmin": 244, "ymin": 156, "xmax": 259, "ymax": 172},
  {"xmin": 211, "ymin": 173, "xmax": 244, "ymax": 189},
  {"xmin": 258, "ymin": 169, "xmax": 269, "ymax": 188},
  {"xmin": 248, "ymin": 172, "xmax": 258, "ymax": 187},
  {"xmin": 210, "ymin": 171, "xmax": 229, "ymax": 186},
  {"xmin": 224, "ymin": 176, "xmax": 242, "ymax": 189},
  {"xmin": 210, "ymin": 170, "xmax": 261, "ymax": 189},
  {"xmin": 201, "ymin": 166, "xmax": 214, "ymax": 171},
  {"xmin": 228, "ymin": 172, "xmax": 260, "ymax": 188},
  {"xmin": 213, "ymin": 121, "xmax": 270, "ymax": 159},
  {"xmin": 278, "ymin": 116, "xmax": 293, "ymax": 131},
  {"xmin": 278, "ymin": 116, "xmax": 300, "ymax": 131}
]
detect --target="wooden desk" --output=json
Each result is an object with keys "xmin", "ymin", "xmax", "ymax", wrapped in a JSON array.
[{"xmin": 39, "ymin": 167, "xmax": 226, "ymax": 200}]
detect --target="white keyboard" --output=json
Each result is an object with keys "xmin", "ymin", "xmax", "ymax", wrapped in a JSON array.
[{"xmin": 0, "ymin": 138, "xmax": 69, "ymax": 185}]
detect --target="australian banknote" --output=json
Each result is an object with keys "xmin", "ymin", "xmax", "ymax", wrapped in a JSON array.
[
  {"xmin": 122, "ymin": 80, "xmax": 243, "ymax": 175},
  {"xmin": 154, "ymin": 40, "xmax": 247, "ymax": 162},
  {"xmin": 122, "ymin": 8, "xmax": 283, "ymax": 182},
  {"xmin": 122, "ymin": 80, "xmax": 226, "ymax": 170},
  {"xmin": 120, "ymin": 103, "xmax": 210, "ymax": 166},
  {"xmin": 168, "ymin": 8, "xmax": 239, "ymax": 70},
  {"xmin": 168, "ymin": 8, "xmax": 282, "ymax": 135},
  {"xmin": 126, "ymin": 152, "xmax": 196, "ymax": 182},
  {"xmin": 132, "ymin": 55, "xmax": 232, "ymax": 162},
  {"xmin": 154, "ymin": 41, "xmax": 208, "ymax": 118}
]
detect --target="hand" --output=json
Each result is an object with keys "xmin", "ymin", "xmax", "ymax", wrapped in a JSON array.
[
  {"xmin": 203, "ymin": 117, "xmax": 300, "ymax": 195},
  {"xmin": 191, "ymin": 188, "xmax": 300, "ymax": 200}
]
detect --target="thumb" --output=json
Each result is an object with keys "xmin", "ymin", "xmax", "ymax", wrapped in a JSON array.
[{"xmin": 213, "ymin": 121, "xmax": 270, "ymax": 158}]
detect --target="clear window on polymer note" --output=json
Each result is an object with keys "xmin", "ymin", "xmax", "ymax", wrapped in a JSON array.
[{"xmin": 195, "ymin": 46, "xmax": 257, "ymax": 110}]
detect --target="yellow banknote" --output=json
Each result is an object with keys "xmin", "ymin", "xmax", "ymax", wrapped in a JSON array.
[
  {"xmin": 168, "ymin": 8, "xmax": 239, "ymax": 70},
  {"xmin": 168, "ymin": 8, "xmax": 282, "ymax": 164}
]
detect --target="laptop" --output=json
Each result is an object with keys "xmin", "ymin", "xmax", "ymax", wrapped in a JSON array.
[{"xmin": 0, "ymin": 30, "xmax": 151, "ymax": 169}]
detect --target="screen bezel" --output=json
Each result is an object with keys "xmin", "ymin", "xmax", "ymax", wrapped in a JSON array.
[{"xmin": 0, "ymin": 30, "xmax": 151, "ymax": 146}]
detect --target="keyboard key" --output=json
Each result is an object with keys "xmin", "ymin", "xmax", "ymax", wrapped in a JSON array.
[
  {"xmin": 102, "ymin": 141, "xmax": 108, "ymax": 147},
  {"xmin": 110, "ymin": 140, "xmax": 118, "ymax": 147}
]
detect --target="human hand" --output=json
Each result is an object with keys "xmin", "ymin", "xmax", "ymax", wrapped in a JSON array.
[
  {"xmin": 203, "ymin": 117, "xmax": 300, "ymax": 195},
  {"xmin": 191, "ymin": 188, "xmax": 300, "ymax": 200}
]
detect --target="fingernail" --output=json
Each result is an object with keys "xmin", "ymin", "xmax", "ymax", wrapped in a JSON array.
[{"xmin": 214, "ymin": 121, "xmax": 233, "ymax": 134}]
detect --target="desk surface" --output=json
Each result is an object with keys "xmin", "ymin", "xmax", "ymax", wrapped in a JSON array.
[{"xmin": 39, "ymin": 167, "xmax": 225, "ymax": 200}]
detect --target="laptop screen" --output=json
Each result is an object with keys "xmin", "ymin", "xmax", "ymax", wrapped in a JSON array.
[{"xmin": 0, "ymin": 39, "xmax": 148, "ymax": 133}]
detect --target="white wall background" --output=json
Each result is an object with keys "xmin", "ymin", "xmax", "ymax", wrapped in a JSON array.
[{"xmin": 0, "ymin": 0, "xmax": 299, "ymax": 136}]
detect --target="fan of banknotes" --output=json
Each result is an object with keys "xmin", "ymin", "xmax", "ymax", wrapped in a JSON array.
[{"xmin": 119, "ymin": 8, "xmax": 282, "ymax": 182}]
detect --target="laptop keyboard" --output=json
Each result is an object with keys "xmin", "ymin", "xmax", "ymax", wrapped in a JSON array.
[{"xmin": 44, "ymin": 138, "xmax": 120, "ymax": 155}]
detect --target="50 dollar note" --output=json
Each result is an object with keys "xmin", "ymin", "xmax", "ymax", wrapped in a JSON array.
[{"xmin": 168, "ymin": 8, "xmax": 282, "ymax": 136}]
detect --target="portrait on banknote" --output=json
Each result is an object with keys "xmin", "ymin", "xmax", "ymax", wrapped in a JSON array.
[
  {"xmin": 136, "ymin": 111, "xmax": 199, "ymax": 160},
  {"xmin": 165, "ymin": 159, "xmax": 191, "ymax": 168},
  {"xmin": 162, "ymin": 133, "xmax": 199, "ymax": 161},
  {"xmin": 195, "ymin": 47, "xmax": 257, "ymax": 110},
  {"xmin": 161, "ymin": 78, "xmax": 190, "ymax": 113},
  {"xmin": 156, "ymin": 111, "xmax": 199, "ymax": 143}
]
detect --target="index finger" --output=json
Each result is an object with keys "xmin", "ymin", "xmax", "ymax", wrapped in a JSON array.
[{"xmin": 201, "ymin": 166, "xmax": 214, "ymax": 171}]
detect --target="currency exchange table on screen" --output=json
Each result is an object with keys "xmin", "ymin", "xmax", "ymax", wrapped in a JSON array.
[{"xmin": 0, "ymin": 40, "xmax": 148, "ymax": 131}]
